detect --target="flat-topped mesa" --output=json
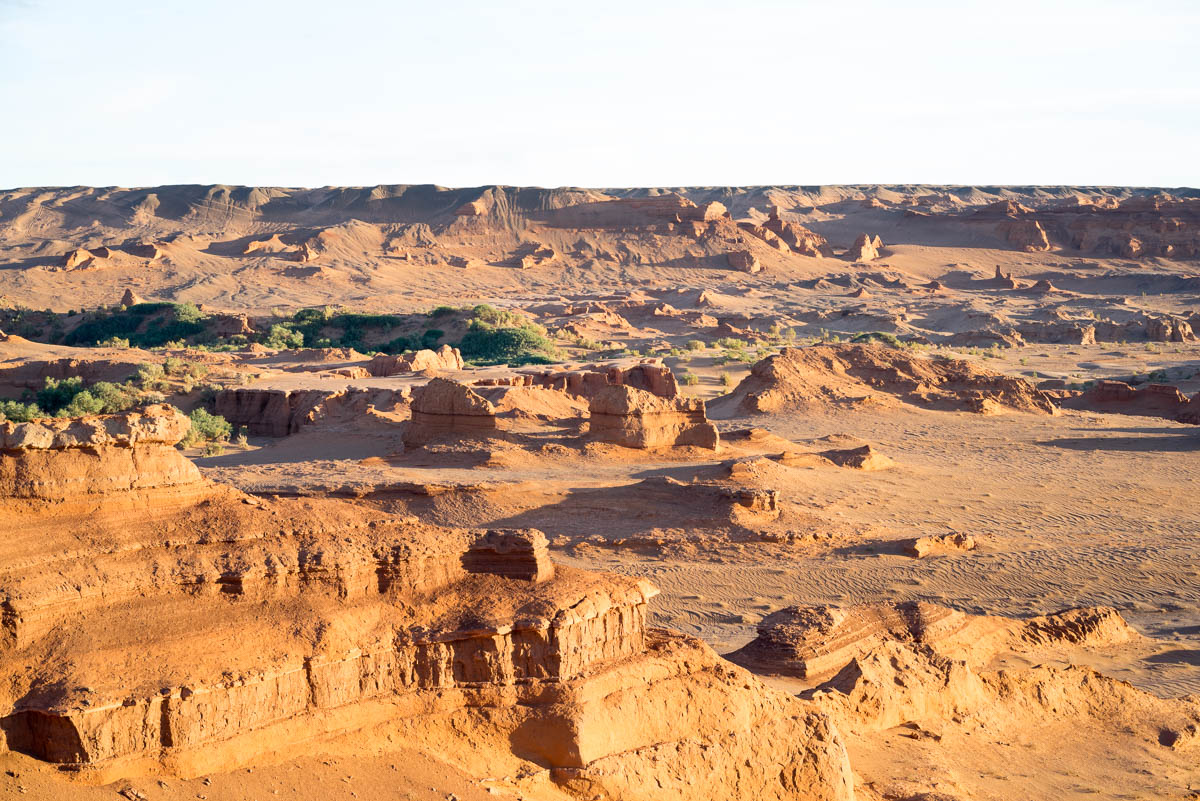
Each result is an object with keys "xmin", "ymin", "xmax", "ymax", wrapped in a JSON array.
[
  {"xmin": 368, "ymin": 344, "xmax": 464, "ymax": 377},
  {"xmin": 588, "ymin": 385, "xmax": 719, "ymax": 450},
  {"xmin": 462, "ymin": 529, "xmax": 554, "ymax": 582},
  {"xmin": 404, "ymin": 378, "xmax": 499, "ymax": 446},
  {"xmin": 0, "ymin": 405, "xmax": 202, "ymax": 498}
]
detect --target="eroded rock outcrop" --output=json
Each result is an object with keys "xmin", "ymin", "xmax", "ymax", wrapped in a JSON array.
[
  {"xmin": 722, "ymin": 343, "xmax": 1057, "ymax": 415},
  {"xmin": 0, "ymin": 404, "xmax": 199, "ymax": 498},
  {"xmin": 213, "ymin": 386, "xmax": 412, "ymax": 437},
  {"xmin": 404, "ymin": 378, "xmax": 499, "ymax": 446},
  {"xmin": 728, "ymin": 601, "xmax": 995, "ymax": 680},
  {"xmin": 727, "ymin": 249, "xmax": 761, "ymax": 273},
  {"xmin": 0, "ymin": 408, "xmax": 857, "ymax": 801},
  {"xmin": 475, "ymin": 362, "xmax": 679, "ymax": 400},
  {"xmin": 845, "ymin": 233, "xmax": 882, "ymax": 261},
  {"xmin": 1059, "ymin": 379, "xmax": 1197, "ymax": 423},
  {"xmin": 367, "ymin": 345, "xmax": 464, "ymax": 376},
  {"xmin": 588, "ymin": 385, "xmax": 719, "ymax": 449}
]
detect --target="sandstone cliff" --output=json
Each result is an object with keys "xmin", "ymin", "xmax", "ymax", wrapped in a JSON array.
[{"xmin": 0, "ymin": 407, "xmax": 857, "ymax": 800}]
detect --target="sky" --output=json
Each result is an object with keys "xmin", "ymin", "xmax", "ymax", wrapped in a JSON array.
[{"xmin": 1, "ymin": 0, "xmax": 1198, "ymax": 189}]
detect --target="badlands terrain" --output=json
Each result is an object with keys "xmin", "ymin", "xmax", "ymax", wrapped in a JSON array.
[{"xmin": 0, "ymin": 183, "xmax": 1198, "ymax": 800}]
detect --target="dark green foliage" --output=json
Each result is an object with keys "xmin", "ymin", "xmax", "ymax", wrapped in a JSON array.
[
  {"xmin": 458, "ymin": 320, "xmax": 558, "ymax": 365},
  {"xmin": 64, "ymin": 302, "xmax": 208, "ymax": 347},
  {"xmin": 263, "ymin": 324, "xmax": 304, "ymax": 349},
  {"xmin": 0, "ymin": 400, "xmax": 43, "ymax": 422},
  {"xmin": 187, "ymin": 408, "xmax": 232, "ymax": 442},
  {"xmin": 4, "ymin": 377, "xmax": 143, "ymax": 420},
  {"xmin": 850, "ymin": 331, "xmax": 903, "ymax": 348}
]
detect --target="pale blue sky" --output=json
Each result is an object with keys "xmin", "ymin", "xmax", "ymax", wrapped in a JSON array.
[{"xmin": 1, "ymin": 0, "xmax": 1197, "ymax": 188}]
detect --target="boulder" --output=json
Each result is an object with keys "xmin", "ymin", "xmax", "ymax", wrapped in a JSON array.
[{"xmin": 726, "ymin": 250, "xmax": 761, "ymax": 273}]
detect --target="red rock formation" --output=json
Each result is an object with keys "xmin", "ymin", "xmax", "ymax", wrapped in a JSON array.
[
  {"xmin": 128, "ymin": 241, "xmax": 164, "ymax": 260},
  {"xmin": 243, "ymin": 233, "xmax": 291, "ymax": 254},
  {"xmin": 404, "ymin": 378, "xmax": 499, "ymax": 446},
  {"xmin": 1060, "ymin": 380, "xmax": 1196, "ymax": 422},
  {"xmin": 212, "ymin": 386, "xmax": 412, "ymax": 436},
  {"xmin": 844, "ymin": 233, "xmax": 881, "ymax": 261},
  {"xmin": 760, "ymin": 206, "xmax": 829, "ymax": 256},
  {"xmin": 0, "ymin": 408, "xmax": 855, "ymax": 801},
  {"xmin": 462, "ymin": 529, "xmax": 554, "ymax": 582},
  {"xmin": 900, "ymin": 531, "xmax": 976, "ymax": 558},
  {"xmin": 726, "ymin": 250, "xmax": 761, "ymax": 273},
  {"xmin": 725, "ymin": 343, "xmax": 1057, "ymax": 415},
  {"xmin": 999, "ymin": 218, "xmax": 1052, "ymax": 252},
  {"xmin": 588, "ymin": 385, "xmax": 719, "ymax": 449},
  {"xmin": 368, "ymin": 345, "xmax": 464, "ymax": 376},
  {"xmin": 476, "ymin": 362, "xmax": 680, "ymax": 400},
  {"xmin": 119, "ymin": 288, "xmax": 146, "ymax": 306},
  {"xmin": 61, "ymin": 248, "xmax": 93, "ymax": 269}
]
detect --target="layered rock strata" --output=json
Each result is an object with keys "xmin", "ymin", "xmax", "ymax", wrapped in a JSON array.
[
  {"xmin": 588, "ymin": 385, "xmax": 719, "ymax": 449},
  {"xmin": 403, "ymin": 378, "xmax": 499, "ymax": 446},
  {"xmin": 0, "ymin": 406, "xmax": 854, "ymax": 799},
  {"xmin": 367, "ymin": 345, "xmax": 464, "ymax": 377}
]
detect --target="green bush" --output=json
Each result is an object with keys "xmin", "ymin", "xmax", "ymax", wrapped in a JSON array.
[
  {"xmin": 0, "ymin": 400, "xmax": 43, "ymax": 422},
  {"xmin": 263, "ymin": 324, "xmax": 304, "ymax": 349},
  {"xmin": 10, "ymin": 377, "xmax": 142, "ymax": 419},
  {"xmin": 685, "ymin": 339, "xmax": 706, "ymax": 351},
  {"xmin": 459, "ymin": 321, "xmax": 559, "ymax": 365},
  {"xmin": 850, "ymin": 332, "xmax": 903, "ymax": 348},
  {"xmin": 181, "ymin": 408, "xmax": 232, "ymax": 448},
  {"xmin": 680, "ymin": 372, "xmax": 700, "ymax": 386},
  {"xmin": 421, "ymin": 328, "xmax": 444, "ymax": 349},
  {"xmin": 64, "ymin": 302, "xmax": 208, "ymax": 348}
]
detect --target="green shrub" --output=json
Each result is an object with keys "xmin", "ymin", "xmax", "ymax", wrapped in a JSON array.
[
  {"xmin": 35, "ymin": 376, "xmax": 88, "ymax": 414},
  {"xmin": 459, "ymin": 321, "xmax": 559, "ymax": 365},
  {"xmin": 721, "ymin": 372, "xmax": 735, "ymax": 387},
  {"xmin": 685, "ymin": 339, "xmax": 706, "ymax": 351},
  {"xmin": 0, "ymin": 400, "xmax": 43, "ymax": 422},
  {"xmin": 850, "ymin": 332, "xmax": 902, "ymax": 348},
  {"xmin": 263, "ymin": 324, "xmax": 304, "ymax": 349},
  {"xmin": 420, "ymin": 329, "xmax": 444, "ymax": 349},
  {"xmin": 680, "ymin": 372, "xmax": 700, "ymax": 386},
  {"xmin": 470, "ymin": 304, "xmax": 525, "ymax": 328},
  {"xmin": 182, "ymin": 408, "xmax": 232, "ymax": 447}
]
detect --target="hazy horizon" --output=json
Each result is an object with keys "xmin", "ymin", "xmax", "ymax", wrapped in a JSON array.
[{"xmin": 3, "ymin": 0, "xmax": 1198, "ymax": 188}]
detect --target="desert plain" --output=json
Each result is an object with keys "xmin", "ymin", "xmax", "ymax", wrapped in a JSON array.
[{"xmin": 0, "ymin": 183, "xmax": 1197, "ymax": 800}]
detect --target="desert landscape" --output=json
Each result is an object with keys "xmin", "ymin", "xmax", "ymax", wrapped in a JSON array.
[{"xmin": 0, "ymin": 182, "xmax": 1196, "ymax": 800}]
